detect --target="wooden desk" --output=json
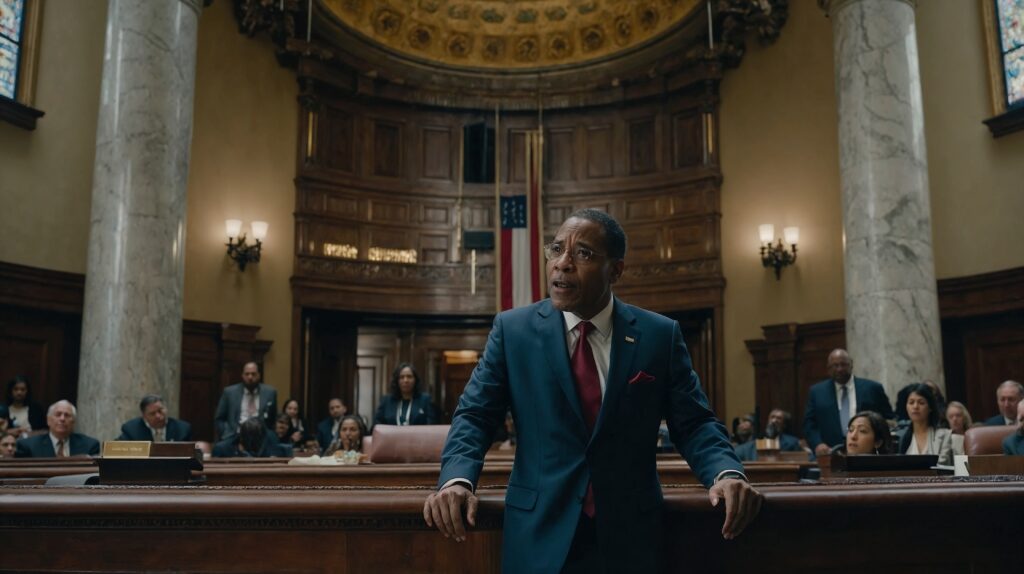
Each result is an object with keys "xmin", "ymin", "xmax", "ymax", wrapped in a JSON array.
[{"xmin": 1, "ymin": 477, "xmax": 1021, "ymax": 573}]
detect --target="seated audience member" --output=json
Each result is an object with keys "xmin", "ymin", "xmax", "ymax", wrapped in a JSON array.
[
  {"xmin": 498, "ymin": 411, "xmax": 517, "ymax": 451},
  {"xmin": 282, "ymin": 399, "xmax": 308, "ymax": 446},
  {"xmin": 804, "ymin": 348, "xmax": 895, "ymax": 458},
  {"xmin": 731, "ymin": 414, "xmax": 755, "ymax": 446},
  {"xmin": 212, "ymin": 417, "xmax": 292, "ymax": 458},
  {"xmin": 946, "ymin": 401, "xmax": 973, "ymax": 456},
  {"xmin": 0, "ymin": 404, "xmax": 10, "ymax": 436},
  {"xmin": 734, "ymin": 409, "xmax": 803, "ymax": 461},
  {"xmin": 117, "ymin": 395, "xmax": 192, "ymax": 442},
  {"xmin": 274, "ymin": 414, "xmax": 293, "ymax": 445},
  {"xmin": 316, "ymin": 398, "xmax": 347, "ymax": 450},
  {"xmin": 374, "ymin": 363, "xmax": 438, "ymax": 428},
  {"xmin": 15, "ymin": 400, "xmax": 100, "ymax": 458},
  {"xmin": 5, "ymin": 375, "xmax": 46, "ymax": 438},
  {"xmin": 843, "ymin": 411, "xmax": 893, "ymax": 455},
  {"xmin": 0, "ymin": 433, "xmax": 16, "ymax": 458},
  {"xmin": 898, "ymin": 383, "xmax": 953, "ymax": 465},
  {"xmin": 982, "ymin": 380, "xmax": 1023, "ymax": 426},
  {"xmin": 1002, "ymin": 401, "xmax": 1024, "ymax": 455},
  {"xmin": 323, "ymin": 415, "xmax": 366, "ymax": 456}
]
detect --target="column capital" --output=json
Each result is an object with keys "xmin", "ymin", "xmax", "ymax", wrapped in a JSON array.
[{"xmin": 818, "ymin": 0, "xmax": 916, "ymax": 18}]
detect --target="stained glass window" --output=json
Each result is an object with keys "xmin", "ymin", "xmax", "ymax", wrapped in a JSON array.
[
  {"xmin": 996, "ymin": 0, "xmax": 1024, "ymax": 108},
  {"xmin": 0, "ymin": 0, "xmax": 25, "ymax": 100}
]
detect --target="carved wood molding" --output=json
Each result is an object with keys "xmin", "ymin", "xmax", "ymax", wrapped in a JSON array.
[{"xmin": 0, "ymin": 261, "xmax": 85, "ymax": 314}]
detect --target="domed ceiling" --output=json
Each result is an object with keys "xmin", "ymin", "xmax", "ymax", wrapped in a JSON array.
[{"xmin": 321, "ymin": 0, "xmax": 701, "ymax": 71}]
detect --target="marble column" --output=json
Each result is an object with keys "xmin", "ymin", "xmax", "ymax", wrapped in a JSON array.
[
  {"xmin": 822, "ymin": 0, "xmax": 943, "ymax": 400},
  {"xmin": 77, "ymin": 0, "xmax": 201, "ymax": 439}
]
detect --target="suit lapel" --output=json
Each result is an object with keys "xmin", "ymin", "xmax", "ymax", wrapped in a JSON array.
[
  {"xmin": 536, "ymin": 301, "xmax": 586, "ymax": 430},
  {"xmin": 592, "ymin": 299, "xmax": 638, "ymax": 444},
  {"xmin": 41, "ymin": 435, "xmax": 56, "ymax": 457}
]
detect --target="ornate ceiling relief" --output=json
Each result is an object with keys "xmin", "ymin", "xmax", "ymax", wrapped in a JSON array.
[{"xmin": 321, "ymin": 0, "xmax": 701, "ymax": 70}]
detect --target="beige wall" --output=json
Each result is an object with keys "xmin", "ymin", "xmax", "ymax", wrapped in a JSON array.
[
  {"xmin": 717, "ymin": 0, "xmax": 1024, "ymax": 423},
  {"xmin": 718, "ymin": 1, "xmax": 845, "ymax": 422},
  {"xmin": 0, "ymin": 0, "xmax": 106, "ymax": 273},
  {"xmin": 182, "ymin": 0, "xmax": 298, "ymax": 397},
  {"xmin": 917, "ymin": 0, "xmax": 1024, "ymax": 279}
]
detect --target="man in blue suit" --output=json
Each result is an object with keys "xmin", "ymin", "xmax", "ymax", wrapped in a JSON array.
[
  {"xmin": 117, "ymin": 395, "xmax": 192, "ymax": 442},
  {"xmin": 424, "ymin": 210, "xmax": 762, "ymax": 573},
  {"xmin": 803, "ymin": 349, "xmax": 895, "ymax": 457},
  {"xmin": 982, "ymin": 380, "xmax": 1023, "ymax": 426},
  {"xmin": 734, "ymin": 409, "xmax": 806, "ymax": 462},
  {"xmin": 16, "ymin": 400, "xmax": 100, "ymax": 458},
  {"xmin": 214, "ymin": 362, "xmax": 277, "ymax": 440}
]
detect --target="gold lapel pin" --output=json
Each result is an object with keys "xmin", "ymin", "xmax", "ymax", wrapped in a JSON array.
[{"xmin": 625, "ymin": 336, "xmax": 635, "ymax": 343}]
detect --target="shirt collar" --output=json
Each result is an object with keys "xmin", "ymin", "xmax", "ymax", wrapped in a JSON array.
[
  {"xmin": 834, "ymin": 377, "xmax": 854, "ymax": 390},
  {"xmin": 244, "ymin": 386, "xmax": 259, "ymax": 396},
  {"xmin": 562, "ymin": 296, "xmax": 615, "ymax": 339}
]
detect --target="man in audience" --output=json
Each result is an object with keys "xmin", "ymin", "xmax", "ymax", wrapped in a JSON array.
[
  {"xmin": 214, "ymin": 362, "xmax": 277, "ymax": 440},
  {"xmin": 316, "ymin": 397, "xmax": 347, "ymax": 452},
  {"xmin": 1002, "ymin": 400, "xmax": 1024, "ymax": 455},
  {"xmin": 734, "ymin": 409, "xmax": 803, "ymax": 461},
  {"xmin": 982, "ymin": 380, "xmax": 1023, "ymax": 426},
  {"xmin": 803, "ymin": 348, "xmax": 894, "ymax": 458},
  {"xmin": 15, "ymin": 400, "xmax": 99, "ymax": 457},
  {"xmin": 212, "ymin": 416, "xmax": 292, "ymax": 458},
  {"xmin": 117, "ymin": 395, "xmax": 192, "ymax": 442}
]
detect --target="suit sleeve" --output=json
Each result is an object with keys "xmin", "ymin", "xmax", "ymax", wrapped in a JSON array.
[
  {"xmin": 116, "ymin": 423, "xmax": 130, "ymax": 441},
  {"xmin": 180, "ymin": 421, "xmax": 193, "ymax": 442},
  {"xmin": 14, "ymin": 438, "xmax": 31, "ymax": 458},
  {"xmin": 664, "ymin": 321, "xmax": 744, "ymax": 488},
  {"xmin": 437, "ymin": 314, "xmax": 510, "ymax": 489},
  {"xmin": 214, "ymin": 391, "xmax": 230, "ymax": 439},
  {"xmin": 87, "ymin": 437, "xmax": 100, "ymax": 456},
  {"xmin": 374, "ymin": 399, "xmax": 388, "ymax": 429},
  {"xmin": 803, "ymin": 388, "xmax": 823, "ymax": 448},
  {"xmin": 874, "ymin": 385, "xmax": 895, "ymax": 420},
  {"xmin": 265, "ymin": 389, "xmax": 278, "ymax": 427}
]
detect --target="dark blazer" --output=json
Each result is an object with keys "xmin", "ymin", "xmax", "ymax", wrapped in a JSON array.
[
  {"xmin": 15, "ymin": 432, "xmax": 100, "ymax": 458},
  {"xmin": 213, "ymin": 383, "xmax": 277, "ymax": 440},
  {"xmin": 316, "ymin": 417, "xmax": 338, "ymax": 451},
  {"xmin": 803, "ymin": 376, "xmax": 894, "ymax": 449},
  {"xmin": 211, "ymin": 429, "xmax": 293, "ymax": 458},
  {"xmin": 374, "ymin": 393, "xmax": 437, "ymax": 428},
  {"xmin": 438, "ymin": 298, "xmax": 743, "ymax": 573},
  {"xmin": 1003, "ymin": 433, "xmax": 1024, "ymax": 455},
  {"xmin": 983, "ymin": 414, "xmax": 1012, "ymax": 426},
  {"xmin": 733, "ymin": 433, "xmax": 803, "ymax": 462},
  {"xmin": 116, "ymin": 417, "xmax": 193, "ymax": 442}
]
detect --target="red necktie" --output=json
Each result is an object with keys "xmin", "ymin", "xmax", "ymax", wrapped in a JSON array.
[{"xmin": 571, "ymin": 321, "xmax": 602, "ymax": 516}]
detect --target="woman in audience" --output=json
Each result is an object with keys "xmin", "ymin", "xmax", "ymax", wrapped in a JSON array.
[
  {"xmin": 324, "ymin": 415, "xmax": 366, "ymax": 456},
  {"xmin": 374, "ymin": 363, "xmax": 438, "ymax": 428},
  {"xmin": 844, "ymin": 411, "xmax": 893, "ymax": 455},
  {"xmin": 0, "ymin": 433, "xmax": 16, "ymax": 458},
  {"xmin": 898, "ymin": 383, "xmax": 953, "ymax": 465},
  {"xmin": 5, "ymin": 376, "xmax": 46, "ymax": 438},
  {"xmin": 281, "ymin": 399, "xmax": 308, "ymax": 446},
  {"xmin": 212, "ymin": 417, "xmax": 292, "ymax": 458}
]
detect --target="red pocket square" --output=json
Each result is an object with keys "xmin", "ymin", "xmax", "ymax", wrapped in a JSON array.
[{"xmin": 628, "ymin": 371, "xmax": 655, "ymax": 385}]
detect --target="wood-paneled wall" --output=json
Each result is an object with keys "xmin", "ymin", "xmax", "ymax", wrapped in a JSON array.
[
  {"xmin": 746, "ymin": 267, "xmax": 1024, "ymax": 434},
  {"xmin": 0, "ymin": 262, "xmax": 271, "ymax": 441}
]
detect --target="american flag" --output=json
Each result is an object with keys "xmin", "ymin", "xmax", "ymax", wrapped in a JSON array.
[{"xmin": 498, "ymin": 131, "xmax": 543, "ymax": 310}]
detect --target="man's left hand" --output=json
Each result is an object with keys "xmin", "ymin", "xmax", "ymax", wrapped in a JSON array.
[{"xmin": 708, "ymin": 477, "xmax": 763, "ymax": 540}]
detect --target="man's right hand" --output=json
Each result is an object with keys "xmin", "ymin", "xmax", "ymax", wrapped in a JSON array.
[
  {"xmin": 424, "ymin": 484, "xmax": 478, "ymax": 543},
  {"xmin": 814, "ymin": 443, "xmax": 831, "ymax": 457}
]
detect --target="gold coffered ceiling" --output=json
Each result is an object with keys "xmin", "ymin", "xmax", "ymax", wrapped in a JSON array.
[{"xmin": 322, "ymin": 0, "xmax": 702, "ymax": 70}]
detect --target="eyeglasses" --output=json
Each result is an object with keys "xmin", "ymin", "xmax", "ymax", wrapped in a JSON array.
[{"xmin": 543, "ymin": 243, "xmax": 606, "ymax": 263}]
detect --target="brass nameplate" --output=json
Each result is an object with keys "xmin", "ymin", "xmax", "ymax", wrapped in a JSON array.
[{"xmin": 102, "ymin": 441, "xmax": 152, "ymax": 458}]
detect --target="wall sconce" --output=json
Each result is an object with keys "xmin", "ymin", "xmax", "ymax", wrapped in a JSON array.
[
  {"xmin": 225, "ymin": 219, "xmax": 268, "ymax": 271},
  {"xmin": 759, "ymin": 224, "xmax": 799, "ymax": 280}
]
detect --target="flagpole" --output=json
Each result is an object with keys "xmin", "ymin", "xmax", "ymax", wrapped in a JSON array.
[
  {"xmin": 494, "ymin": 104, "xmax": 501, "ymax": 313},
  {"xmin": 536, "ymin": 94, "xmax": 544, "ymax": 301}
]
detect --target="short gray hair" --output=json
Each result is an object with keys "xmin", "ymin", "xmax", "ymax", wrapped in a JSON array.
[
  {"xmin": 47, "ymin": 400, "xmax": 76, "ymax": 418},
  {"xmin": 997, "ymin": 380, "xmax": 1024, "ymax": 398}
]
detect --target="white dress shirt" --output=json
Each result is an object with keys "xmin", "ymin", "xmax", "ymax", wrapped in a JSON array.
[
  {"xmin": 239, "ymin": 388, "xmax": 261, "ymax": 424},
  {"xmin": 561, "ymin": 297, "xmax": 615, "ymax": 397}
]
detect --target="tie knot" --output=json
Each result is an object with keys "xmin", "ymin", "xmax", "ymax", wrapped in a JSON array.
[{"xmin": 577, "ymin": 321, "xmax": 594, "ymax": 338}]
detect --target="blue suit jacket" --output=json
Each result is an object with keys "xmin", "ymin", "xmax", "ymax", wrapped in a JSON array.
[
  {"xmin": 1003, "ymin": 433, "xmax": 1024, "ymax": 455},
  {"xmin": 438, "ymin": 298, "xmax": 743, "ymax": 573},
  {"xmin": 373, "ymin": 393, "xmax": 437, "ymax": 429},
  {"xmin": 803, "ymin": 376, "xmax": 894, "ymax": 449},
  {"xmin": 15, "ymin": 433, "xmax": 100, "ymax": 458},
  {"xmin": 116, "ymin": 417, "xmax": 193, "ymax": 442},
  {"xmin": 983, "ymin": 414, "xmax": 1012, "ymax": 426}
]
